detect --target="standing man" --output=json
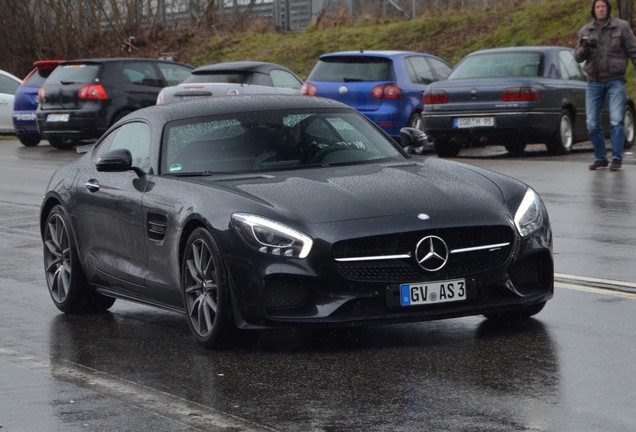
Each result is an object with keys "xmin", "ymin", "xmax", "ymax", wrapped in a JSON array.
[{"xmin": 575, "ymin": 0, "xmax": 636, "ymax": 171}]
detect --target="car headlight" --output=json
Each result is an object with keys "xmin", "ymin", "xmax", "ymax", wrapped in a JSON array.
[
  {"xmin": 231, "ymin": 213, "xmax": 313, "ymax": 258},
  {"xmin": 514, "ymin": 188, "xmax": 545, "ymax": 237}
]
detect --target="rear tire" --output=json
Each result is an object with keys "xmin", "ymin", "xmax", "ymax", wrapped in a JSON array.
[
  {"xmin": 547, "ymin": 110, "xmax": 573, "ymax": 155},
  {"xmin": 504, "ymin": 142, "xmax": 526, "ymax": 155},
  {"xmin": 408, "ymin": 112, "xmax": 423, "ymax": 131},
  {"xmin": 18, "ymin": 135, "xmax": 41, "ymax": 147},
  {"xmin": 47, "ymin": 136, "xmax": 77, "ymax": 150},
  {"xmin": 433, "ymin": 138, "xmax": 461, "ymax": 157}
]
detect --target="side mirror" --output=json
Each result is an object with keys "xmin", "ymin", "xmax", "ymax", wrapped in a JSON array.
[
  {"xmin": 96, "ymin": 149, "xmax": 144, "ymax": 176},
  {"xmin": 399, "ymin": 127, "xmax": 429, "ymax": 154}
]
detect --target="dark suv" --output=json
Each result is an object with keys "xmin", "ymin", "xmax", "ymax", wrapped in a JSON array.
[{"xmin": 36, "ymin": 58, "xmax": 192, "ymax": 149}]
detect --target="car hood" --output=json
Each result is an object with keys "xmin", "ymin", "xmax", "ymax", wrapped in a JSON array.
[{"xmin": 185, "ymin": 158, "xmax": 515, "ymax": 226}]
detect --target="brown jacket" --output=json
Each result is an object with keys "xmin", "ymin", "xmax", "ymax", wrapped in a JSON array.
[{"xmin": 575, "ymin": 16, "xmax": 636, "ymax": 82}]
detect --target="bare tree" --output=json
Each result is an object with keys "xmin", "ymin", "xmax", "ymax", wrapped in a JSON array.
[{"xmin": 617, "ymin": 0, "xmax": 633, "ymax": 28}]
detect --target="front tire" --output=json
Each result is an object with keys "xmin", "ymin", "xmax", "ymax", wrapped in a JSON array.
[
  {"xmin": 483, "ymin": 301, "xmax": 546, "ymax": 324},
  {"xmin": 547, "ymin": 110, "xmax": 573, "ymax": 155},
  {"xmin": 43, "ymin": 205, "xmax": 115, "ymax": 313},
  {"xmin": 182, "ymin": 228, "xmax": 234, "ymax": 348}
]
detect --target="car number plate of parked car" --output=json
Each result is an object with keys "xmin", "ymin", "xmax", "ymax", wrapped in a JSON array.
[
  {"xmin": 400, "ymin": 279, "xmax": 466, "ymax": 306},
  {"xmin": 453, "ymin": 117, "xmax": 494, "ymax": 128},
  {"xmin": 46, "ymin": 113, "xmax": 70, "ymax": 122}
]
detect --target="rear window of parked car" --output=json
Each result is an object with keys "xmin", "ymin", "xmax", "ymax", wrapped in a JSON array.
[
  {"xmin": 308, "ymin": 57, "xmax": 394, "ymax": 82},
  {"xmin": 450, "ymin": 53, "xmax": 543, "ymax": 79},
  {"xmin": 46, "ymin": 64, "xmax": 99, "ymax": 85}
]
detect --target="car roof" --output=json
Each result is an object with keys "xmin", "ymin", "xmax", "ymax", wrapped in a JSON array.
[
  {"xmin": 128, "ymin": 95, "xmax": 352, "ymax": 123},
  {"xmin": 58, "ymin": 58, "xmax": 192, "ymax": 67},
  {"xmin": 0, "ymin": 68, "xmax": 21, "ymax": 83},
  {"xmin": 319, "ymin": 50, "xmax": 437, "ymax": 58},
  {"xmin": 192, "ymin": 61, "xmax": 294, "ymax": 74},
  {"xmin": 465, "ymin": 46, "xmax": 570, "ymax": 56}
]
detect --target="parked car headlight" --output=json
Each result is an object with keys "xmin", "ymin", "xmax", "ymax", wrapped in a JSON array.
[
  {"xmin": 232, "ymin": 213, "xmax": 313, "ymax": 258},
  {"xmin": 514, "ymin": 188, "xmax": 545, "ymax": 237}
]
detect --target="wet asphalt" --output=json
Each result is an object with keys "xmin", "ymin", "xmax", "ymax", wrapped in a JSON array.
[{"xmin": 1, "ymin": 138, "xmax": 635, "ymax": 431}]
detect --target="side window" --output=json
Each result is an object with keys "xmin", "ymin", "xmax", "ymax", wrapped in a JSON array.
[
  {"xmin": 123, "ymin": 63, "xmax": 162, "ymax": 87},
  {"xmin": 405, "ymin": 57, "xmax": 436, "ymax": 84},
  {"xmin": 427, "ymin": 58, "xmax": 452, "ymax": 80},
  {"xmin": 270, "ymin": 70, "xmax": 302, "ymax": 89},
  {"xmin": 157, "ymin": 63, "xmax": 192, "ymax": 86},
  {"xmin": 94, "ymin": 122, "xmax": 152, "ymax": 173},
  {"xmin": 250, "ymin": 72, "xmax": 274, "ymax": 87},
  {"xmin": 559, "ymin": 50, "xmax": 586, "ymax": 81},
  {"xmin": 0, "ymin": 75, "xmax": 19, "ymax": 95}
]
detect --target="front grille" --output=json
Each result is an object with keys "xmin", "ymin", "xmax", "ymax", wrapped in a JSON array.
[{"xmin": 332, "ymin": 226, "xmax": 514, "ymax": 282}]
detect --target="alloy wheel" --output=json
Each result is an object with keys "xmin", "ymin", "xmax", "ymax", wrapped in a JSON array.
[
  {"xmin": 184, "ymin": 238, "xmax": 219, "ymax": 337},
  {"xmin": 44, "ymin": 213, "xmax": 71, "ymax": 303}
]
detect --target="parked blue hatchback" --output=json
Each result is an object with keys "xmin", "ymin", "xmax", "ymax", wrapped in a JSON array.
[
  {"xmin": 301, "ymin": 50, "xmax": 451, "ymax": 141},
  {"xmin": 13, "ymin": 60, "xmax": 63, "ymax": 146}
]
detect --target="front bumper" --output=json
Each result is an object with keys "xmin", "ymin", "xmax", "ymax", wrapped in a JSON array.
[{"xmin": 226, "ymin": 223, "xmax": 554, "ymax": 329}]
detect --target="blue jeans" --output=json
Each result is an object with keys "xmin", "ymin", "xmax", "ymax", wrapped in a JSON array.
[{"xmin": 586, "ymin": 80, "xmax": 626, "ymax": 161}]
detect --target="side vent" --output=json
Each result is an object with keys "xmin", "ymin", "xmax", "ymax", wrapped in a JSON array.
[{"xmin": 147, "ymin": 213, "xmax": 168, "ymax": 241}]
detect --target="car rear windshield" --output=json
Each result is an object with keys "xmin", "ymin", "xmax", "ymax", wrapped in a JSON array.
[
  {"xmin": 184, "ymin": 71, "xmax": 251, "ymax": 84},
  {"xmin": 308, "ymin": 56, "xmax": 394, "ymax": 82},
  {"xmin": 45, "ymin": 64, "xmax": 100, "ymax": 85},
  {"xmin": 24, "ymin": 67, "xmax": 58, "ymax": 87},
  {"xmin": 449, "ymin": 52, "xmax": 543, "ymax": 79}
]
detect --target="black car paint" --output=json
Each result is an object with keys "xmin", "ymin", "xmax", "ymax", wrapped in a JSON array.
[{"xmin": 41, "ymin": 96, "xmax": 553, "ymax": 338}]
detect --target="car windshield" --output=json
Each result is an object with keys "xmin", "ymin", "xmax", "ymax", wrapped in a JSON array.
[
  {"xmin": 308, "ymin": 56, "xmax": 394, "ymax": 82},
  {"xmin": 184, "ymin": 71, "xmax": 251, "ymax": 84},
  {"xmin": 161, "ymin": 108, "xmax": 403, "ymax": 175},
  {"xmin": 449, "ymin": 52, "xmax": 543, "ymax": 79}
]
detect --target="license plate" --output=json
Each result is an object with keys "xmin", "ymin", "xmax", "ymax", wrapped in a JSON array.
[
  {"xmin": 453, "ymin": 117, "xmax": 494, "ymax": 128},
  {"xmin": 46, "ymin": 113, "xmax": 69, "ymax": 122},
  {"xmin": 400, "ymin": 279, "xmax": 466, "ymax": 306}
]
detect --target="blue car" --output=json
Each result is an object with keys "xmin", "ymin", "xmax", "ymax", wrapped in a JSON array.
[
  {"xmin": 12, "ymin": 60, "xmax": 63, "ymax": 146},
  {"xmin": 301, "ymin": 50, "xmax": 451, "ymax": 141}
]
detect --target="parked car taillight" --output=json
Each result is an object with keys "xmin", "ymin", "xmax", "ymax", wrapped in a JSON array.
[
  {"xmin": 423, "ymin": 89, "xmax": 448, "ymax": 105},
  {"xmin": 37, "ymin": 87, "xmax": 46, "ymax": 103},
  {"xmin": 78, "ymin": 84, "xmax": 109, "ymax": 100},
  {"xmin": 300, "ymin": 83, "xmax": 318, "ymax": 96},
  {"xmin": 371, "ymin": 84, "xmax": 402, "ymax": 100},
  {"xmin": 502, "ymin": 86, "xmax": 540, "ymax": 102}
]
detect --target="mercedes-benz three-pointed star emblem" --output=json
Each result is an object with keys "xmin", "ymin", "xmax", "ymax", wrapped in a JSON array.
[{"xmin": 415, "ymin": 235, "xmax": 449, "ymax": 271}]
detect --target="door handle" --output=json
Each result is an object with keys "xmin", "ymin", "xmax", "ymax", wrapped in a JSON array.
[{"xmin": 85, "ymin": 179, "xmax": 99, "ymax": 193}]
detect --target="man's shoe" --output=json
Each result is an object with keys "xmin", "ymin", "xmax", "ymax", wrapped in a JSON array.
[
  {"xmin": 589, "ymin": 159, "xmax": 609, "ymax": 170},
  {"xmin": 610, "ymin": 158, "xmax": 622, "ymax": 171}
]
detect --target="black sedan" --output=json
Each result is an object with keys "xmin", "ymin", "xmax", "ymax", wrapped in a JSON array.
[
  {"xmin": 40, "ymin": 95, "xmax": 553, "ymax": 348},
  {"xmin": 422, "ymin": 46, "xmax": 635, "ymax": 157}
]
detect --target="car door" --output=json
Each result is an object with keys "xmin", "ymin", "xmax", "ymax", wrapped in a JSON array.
[
  {"xmin": 74, "ymin": 121, "xmax": 151, "ymax": 294},
  {"xmin": 558, "ymin": 49, "xmax": 588, "ymax": 140},
  {"xmin": 0, "ymin": 72, "xmax": 20, "ymax": 132}
]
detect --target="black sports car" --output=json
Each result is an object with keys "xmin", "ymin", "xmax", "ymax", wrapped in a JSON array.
[{"xmin": 40, "ymin": 95, "xmax": 553, "ymax": 348}]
